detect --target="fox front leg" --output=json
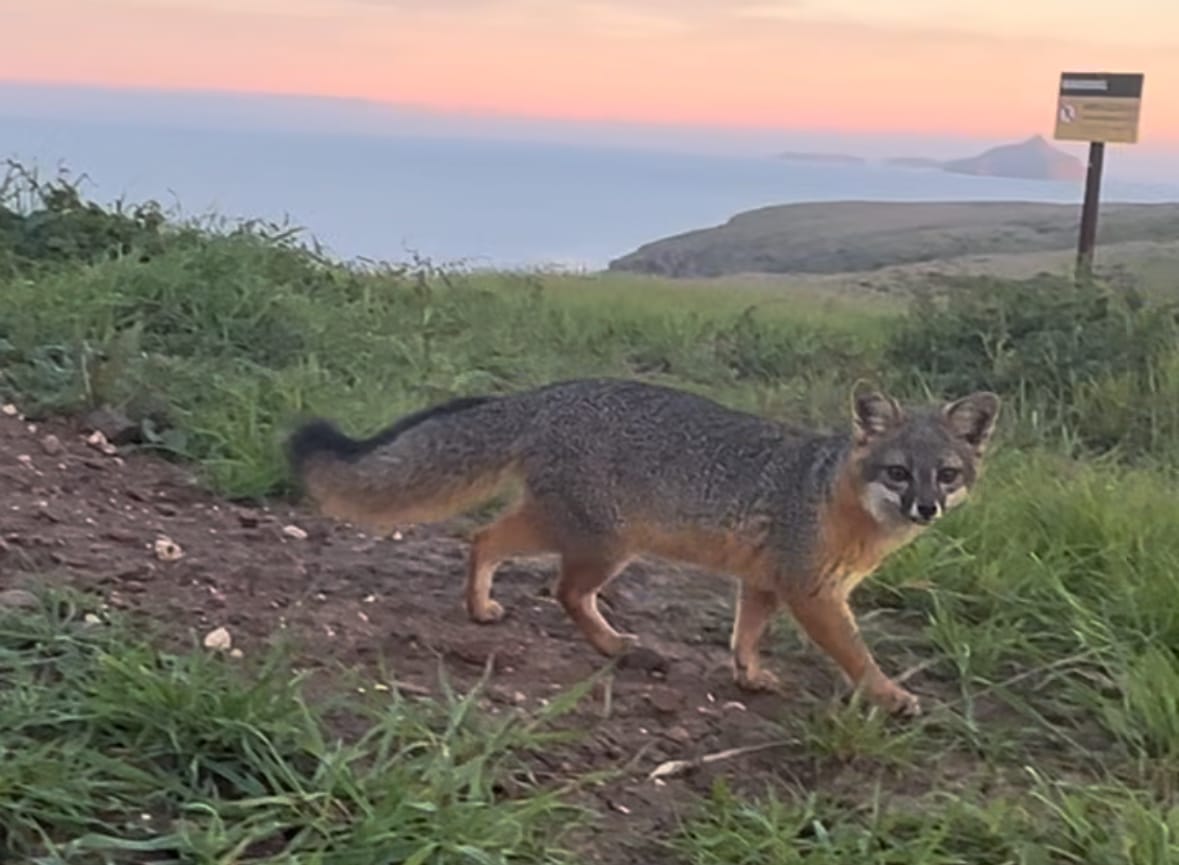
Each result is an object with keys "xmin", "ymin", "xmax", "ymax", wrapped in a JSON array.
[{"xmin": 787, "ymin": 588, "xmax": 921, "ymax": 716}]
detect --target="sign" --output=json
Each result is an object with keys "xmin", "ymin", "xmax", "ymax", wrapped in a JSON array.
[{"xmin": 1054, "ymin": 72, "xmax": 1144, "ymax": 144}]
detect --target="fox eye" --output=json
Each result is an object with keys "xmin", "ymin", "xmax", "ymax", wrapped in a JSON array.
[
  {"xmin": 937, "ymin": 467, "xmax": 961, "ymax": 485},
  {"xmin": 884, "ymin": 465, "xmax": 911, "ymax": 483}
]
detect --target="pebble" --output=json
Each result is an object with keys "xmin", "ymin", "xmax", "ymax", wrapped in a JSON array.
[
  {"xmin": 40, "ymin": 434, "xmax": 63, "ymax": 456},
  {"xmin": 203, "ymin": 626, "xmax": 233, "ymax": 651},
  {"xmin": 153, "ymin": 536, "xmax": 184, "ymax": 562}
]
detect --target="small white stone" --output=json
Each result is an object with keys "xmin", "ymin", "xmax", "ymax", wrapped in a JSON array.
[
  {"xmin": 203, "ymin": 627, "xmax": 232, "ymax": 651},
  {"xmin": 86, "ymin": 430, "xmax": 118, "ymax": 456},
  {"xmin": 153, "ymin": 536, "xmax": 184, "ymax": 562}
]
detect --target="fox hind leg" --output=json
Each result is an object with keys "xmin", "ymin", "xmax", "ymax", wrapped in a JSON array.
[
  {"xmin": 554, "ymin": 553, "xmax": 637, "ymax": 657},
  {"xmin": 730, "ymin": 582, "xmax": 785, "ymax": 692},
  {"xmin": 466, "ymin": 499, "xmax": 555, "ymax": 624}
]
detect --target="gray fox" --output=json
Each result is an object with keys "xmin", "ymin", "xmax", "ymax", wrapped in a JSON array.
[{"xmin": 287, "ymin": 378, "xmax": 999, "ymax": 716}]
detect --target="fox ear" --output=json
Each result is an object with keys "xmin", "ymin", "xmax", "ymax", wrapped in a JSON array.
[
  {"xmin": 851, "ymin": 385, "xmax": 904, "ymax": 445},
  {"xmin": 943, "ymin": 391, "xmax": 1000, "ymax": 453}
]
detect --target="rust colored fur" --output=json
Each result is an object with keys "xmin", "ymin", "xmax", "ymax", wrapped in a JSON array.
[{"xmin": 813, "ymin": 470, "xmax": 921, "ymax": 597}]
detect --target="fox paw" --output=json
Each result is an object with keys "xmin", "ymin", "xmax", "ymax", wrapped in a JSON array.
[
  {"xmin": 733, "ymin": 665, "xmax": 782, "ymax": 693},
  {"xmin": 866, "ymin": 678, "xmax": 922, "ymax": 717},
  {"xmin": 469, "ymin": 600, "xmax": 506, "ymax": 624},
  {"xmin": 599, "ymin": 632, "xmax": 641, "ymax": 657}
]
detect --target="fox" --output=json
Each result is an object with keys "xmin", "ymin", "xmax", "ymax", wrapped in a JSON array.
[{"xmin": 285, "ymin": 378, "xmax": 999, "ymax": 716}]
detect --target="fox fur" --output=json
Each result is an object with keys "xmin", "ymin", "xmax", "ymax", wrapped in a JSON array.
[{"xmin": 287, "ymin": 378, "xmax": 999, "ymax": 716}]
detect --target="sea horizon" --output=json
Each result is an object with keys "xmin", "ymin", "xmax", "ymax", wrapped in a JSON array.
[{"xmin": 5, "ymin": 114, "xmax": 1178, "ymax": 272}]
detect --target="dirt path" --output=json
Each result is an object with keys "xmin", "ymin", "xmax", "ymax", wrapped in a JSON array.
[{"xmin": 0, "ymin": 407, "xmax": 913, "ymax": 862}]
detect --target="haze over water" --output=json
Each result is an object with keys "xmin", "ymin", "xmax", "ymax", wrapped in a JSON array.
[{"xmin": 7, "ymin": 114, "xmax": 1178, "ymax": 271}]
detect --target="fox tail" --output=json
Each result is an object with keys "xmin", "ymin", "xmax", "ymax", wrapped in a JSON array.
[{"xmin": 285, "ymin": 394, "xmax": 521, "ymax": 532}]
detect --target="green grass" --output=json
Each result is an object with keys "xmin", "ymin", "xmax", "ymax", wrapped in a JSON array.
[
  {"xmin": 675, "ymin": 777, "xmax": 1179, "ymax": 864},
  {"xmin": 0, "ymin": 591, "xmax": 590, "ymax": 863},
  {"xmin": 5, "ymin": 164, "xmax": 1179, "ymax": 862}
]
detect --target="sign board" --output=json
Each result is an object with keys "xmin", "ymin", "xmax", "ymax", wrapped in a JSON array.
[{"xmin": 1054, "ymin": 72, "xmax": 1144, "ymax": 144}]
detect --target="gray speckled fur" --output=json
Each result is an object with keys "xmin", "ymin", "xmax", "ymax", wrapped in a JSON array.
[{"xmin": 300, "ymin": 378, "xmax": 994, "ymax": 581}]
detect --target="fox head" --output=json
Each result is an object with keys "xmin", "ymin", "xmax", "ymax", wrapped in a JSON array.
[{"xmin": 849, "ymin": 386, "xmax": 1000, "ymax": 528}]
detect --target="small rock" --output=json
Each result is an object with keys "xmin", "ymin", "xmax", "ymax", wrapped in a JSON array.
[
  {"xmin": 40, "ymin": 434, "xmax": 63, "ymax": 456},
  {"xmin": 282, "ymin": 524, "xmax": 308, "ymax": 540},
  {"xmin": 82, "ymin": 613, "xmax": 103, "ymax": 626},
  {"xmin": 16, "ymin": 454, "xmax": 33, "ymax": 467},
  {"xmin": 1, "ymin": 403, "xmax": 18, "ymax": 417},
  {"xmin": 0, "ymin": 589, "xmax": 39, "ymax": 610},
  {"xmin": 203, "ymin": 626, "xmax": 232, "ymax": 651},
  {"xmin": 85, "ymin": 430, "xmax": 118, "ymax": 456},
  {"xmin": 392, "ymin": 530, "xmax": 404, "ymax": 541},
  {"xmin": 665, "ymin": 725, "xmax": 694, "ymax": 745},
  {"xmin": 153, "ymin": 536, "xmax": 184, "ymax": 562},
  {"xmin": 229, "ymin": 648, "xmax": 244, "ymax": 659},
  {"xmin": 648, "ymin": 688, "xmax": 685, "ymax": 715},
  {"xmin": 83, "ymin": 406, "xmax": 140, "ymax": 446},
  {"xmin": 617, "ymin": 646, "xmax": 671, "ymax": 676}
]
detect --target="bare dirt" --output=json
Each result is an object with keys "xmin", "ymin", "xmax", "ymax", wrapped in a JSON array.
[{"xmin": 0, "ymin": 407, "xmax": 927, "ymax": 863}]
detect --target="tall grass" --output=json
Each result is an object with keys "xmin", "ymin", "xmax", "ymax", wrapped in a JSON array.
[{"xmin": 0, "ymin": 591, "xmax": 589, "ymax": 863}]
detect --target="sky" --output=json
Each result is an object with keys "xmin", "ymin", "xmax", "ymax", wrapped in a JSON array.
[{"xmin": 2, "ymin": 0, "xmax": 1178, "ymax": 143}]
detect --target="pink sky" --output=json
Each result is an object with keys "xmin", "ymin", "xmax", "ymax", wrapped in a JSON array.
[{"xmin": 3, "ymin": 0, "xmax": 1177, "ymax": 143}]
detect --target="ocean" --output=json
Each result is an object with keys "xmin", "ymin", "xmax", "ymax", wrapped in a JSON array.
[{"xmin": 4, "ymin": 116, "xmax": 1177, "ymax": 271}]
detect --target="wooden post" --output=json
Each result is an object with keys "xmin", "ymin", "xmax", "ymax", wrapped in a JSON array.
[{"xmin": 1075, "ymin": 140, "xmax": 1105, "ymax": 283}]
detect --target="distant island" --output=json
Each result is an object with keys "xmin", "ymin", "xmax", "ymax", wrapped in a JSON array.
[
  {"xmin": 883, "ymin": 156, "xmax": 945, "ymax": 170},
  {"xmin": 940, "ymin": 136, "xmax": 1084, "ymax": 181},
  {"xmin": 776, "ymin": 151, "xmax": 865, "ymax": 165},
  {"xmin": 606, "ymin": 200, "xmax": 1179, "ymax": 278},
  {"xmin": 777, "ymin": 135, "xmax": 1084, "ymax": 183}
]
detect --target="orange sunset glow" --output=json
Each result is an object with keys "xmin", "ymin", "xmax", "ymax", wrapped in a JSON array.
[{"xmin": 3, "ymin": 0, "xmax": 1178, "ymax": 142}]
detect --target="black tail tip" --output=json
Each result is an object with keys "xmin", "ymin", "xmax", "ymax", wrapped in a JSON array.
[{"xmin": 285, "ymin": 418, "xmax": 357, "ymax": 470}]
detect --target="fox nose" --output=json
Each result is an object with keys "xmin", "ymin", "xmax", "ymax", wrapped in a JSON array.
[{"xmin": 914, "ymin": 503, "xmax": 939, "ymax": 522}]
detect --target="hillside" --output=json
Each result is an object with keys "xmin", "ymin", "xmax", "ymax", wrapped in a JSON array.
[{"xmin": 607, "ymin": 200, "xmax": 1179, "ymax": 277}]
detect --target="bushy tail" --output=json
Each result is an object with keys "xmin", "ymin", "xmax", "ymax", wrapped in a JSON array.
[{"xmin": 285, "ymin": 394, "xmax": 522, "ymax": 532}]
